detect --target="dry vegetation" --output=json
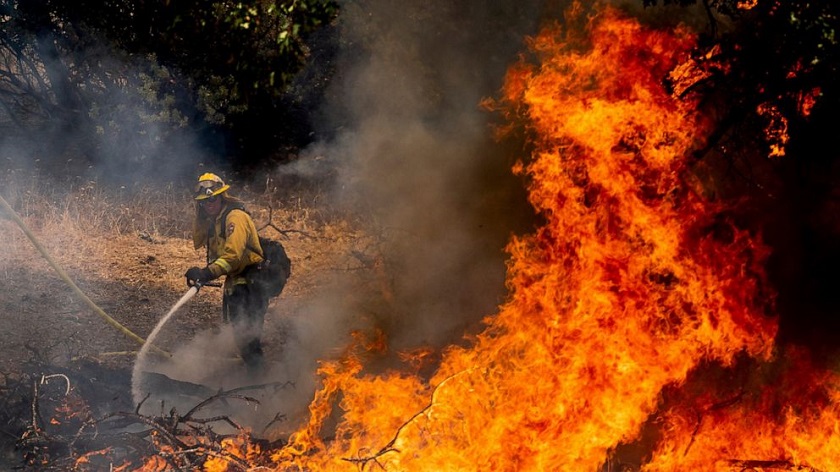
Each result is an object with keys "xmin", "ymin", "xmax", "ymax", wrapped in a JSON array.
[
  {"xmin": 0, "ymin": 169, "xmax": 370, "ymax": 361},
  {"xmin": 0, "ymin": 169, "xmax": 391, "ymax": 468}
]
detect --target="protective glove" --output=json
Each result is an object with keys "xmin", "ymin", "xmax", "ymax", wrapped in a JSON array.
[{"xmin": 185, "ymin": 266, "xmax": 213, "ymax": 287}]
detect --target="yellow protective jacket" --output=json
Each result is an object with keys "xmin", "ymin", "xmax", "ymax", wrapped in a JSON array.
[{"xmin": 192, "ymin": 198, "xmax": 263, "ymax": 291}]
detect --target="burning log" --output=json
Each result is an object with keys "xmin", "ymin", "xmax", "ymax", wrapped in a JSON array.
[{"xmin": 665, "ymin": 44, "xmax": 727, "ymax": 99}]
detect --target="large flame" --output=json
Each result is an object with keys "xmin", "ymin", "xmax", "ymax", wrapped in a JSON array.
[{"xmin": 250, "ymin": 4, "xmax": 840, "ymax": 472}]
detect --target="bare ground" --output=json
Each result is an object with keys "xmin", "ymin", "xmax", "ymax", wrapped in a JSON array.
[
  {"xmin": 0, "ymin": 187, "xmax": 384, "ymax": 467},
  {"xmin": 0, "ymin": 218, "xmax": 359, "ymax": 370}
]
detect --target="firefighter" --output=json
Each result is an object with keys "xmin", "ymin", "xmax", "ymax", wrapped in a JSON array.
[{"xmin": 184, "ymin": 172, "xmax": 268, "ymax": 369}]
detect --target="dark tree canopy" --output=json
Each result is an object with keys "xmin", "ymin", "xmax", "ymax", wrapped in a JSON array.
[
  {"xmin": 0, "ymin": 0, "xmax": 338, "ymax": 177},
  {"xmin": 643, "ymin": 0, "xmax": 838, "ymax": 163},
  {"xmin": 644, "ymin": 0, "xmax": 840, "ymax": 351}
]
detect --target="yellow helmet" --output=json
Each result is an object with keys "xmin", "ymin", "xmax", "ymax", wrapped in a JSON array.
[{"xmin": 194, "ymin": 172, "xmax": 230, "ymax": 200}]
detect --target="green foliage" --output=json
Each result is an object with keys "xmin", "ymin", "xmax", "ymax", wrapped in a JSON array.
[
  {"xmin": 65, "ymin": 0, "xmax": 339, "ymax": 118},
  {"xmin": 0, "ymin": 0, "xmax": 338, "ymax": 174}
]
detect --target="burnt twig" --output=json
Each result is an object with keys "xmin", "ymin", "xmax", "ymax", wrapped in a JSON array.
[
  {"xmin": 684, "ymin": 390, "xmax": 745, "ymax": 456},
  {"xmin": 262, "ymin": 412, "xmax": 288, "ymax": 435},
  {"xmin": 182, "ymin": 392, "xmax": 260, "ymax": 424},
  {"xmin": 135, "ymin": 391, "xmax": 151, "ymax": 414},
  {"xmin": 166, "ymin": 446, "xmax": 251, "ymax": 471},
  {"xmin": 102, "ymin": 411, "xmax": 189, "ymax": 450},
  {"xmin": 41, "ymin": 374, "xmax": 71, "ymax": 394}
]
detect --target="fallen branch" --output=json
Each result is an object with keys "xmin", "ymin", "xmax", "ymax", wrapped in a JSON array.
[{"xmin": 7, "ymin": 362, "xmax": 292, "ymax": 470}]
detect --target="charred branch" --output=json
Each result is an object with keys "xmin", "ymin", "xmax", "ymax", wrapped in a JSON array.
[
  {"xmin": 683, "ymin": 390, "xmax": 745, "ymax": 456},
  {"xmin": 700, "ymin": 0, "xmax": 717, "ymax": 38},
  {"xmin": 1, "ymin": 360, "xmax": 291, "ymax": 470}
]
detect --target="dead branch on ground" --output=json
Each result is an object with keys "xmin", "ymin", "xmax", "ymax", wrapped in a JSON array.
[
  {"xmin": 726, "ymin": 459, "xmax": 821, "ymax": 471},
  {"xmin": 5, "ymin": 365, "xmax": 288, "ymax": 471}
]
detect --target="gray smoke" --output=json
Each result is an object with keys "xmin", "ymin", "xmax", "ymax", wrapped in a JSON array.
[
  {"xmin": 299, "ymin": 0, "xmax": 543, "ymax": 347},
  {"xmin": 130, "ymin": 0, "xmax": 661, "ymax": 440},
  {"xmin": 226, "ymin": 0, "xmax": 549, "ymax": 437}
]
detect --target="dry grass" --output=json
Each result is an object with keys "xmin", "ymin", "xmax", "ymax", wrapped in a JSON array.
[
  {"xmin": 0, "ymin": 169, "xmax": 390, "ymax": 371},
  {"xmin": 0, "ymin": 169, "xmax": 353, "ymax": 246},
  {"xmin": 0, "ymin": 168, "xmax": 381, "ymax": 312},
  {"xmin": 1, "ymin": 173, "xmax": 190, "ymax": 238}
]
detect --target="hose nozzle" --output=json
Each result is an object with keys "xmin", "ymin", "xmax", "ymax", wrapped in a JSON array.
[{"xmin": 192, "ymin": 280, "xmax": 222, "ymax": 290}]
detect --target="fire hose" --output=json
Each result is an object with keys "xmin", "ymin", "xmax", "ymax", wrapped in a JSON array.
[{"xmin": 0, "ymin": 194, "xmax": 170, "ymax": 357}]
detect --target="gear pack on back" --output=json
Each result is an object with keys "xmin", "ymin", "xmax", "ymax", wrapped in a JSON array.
[
  {"xmin": 218, "ymin": 204, "xmax": 291, "ymax": 298},
  {"xmin": 250, "ymin": 236, "xmax": 291, "ymax": 298}
]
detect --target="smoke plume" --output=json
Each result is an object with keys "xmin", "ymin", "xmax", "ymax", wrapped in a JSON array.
[
  {"xmin": 222, "ymin": 0, "xmax": 552, "ymax": 435},
  {"xmin": 302, "ymin": 0, "xmax": 544, "ymax": 345}
]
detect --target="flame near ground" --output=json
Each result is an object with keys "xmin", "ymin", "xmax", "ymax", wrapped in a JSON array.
[{"xmin": 211, "ymin": 6, "xmax": 840, "ymax": 472}]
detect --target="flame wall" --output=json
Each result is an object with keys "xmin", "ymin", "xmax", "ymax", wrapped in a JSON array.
[{"xmin": 262, "ymin": 5, "xmax": 815, "ymax": 472}]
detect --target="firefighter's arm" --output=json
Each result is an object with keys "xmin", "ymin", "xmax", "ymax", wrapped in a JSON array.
[{"xmin": 207, "ymin": 210, "xmax": 252, "ymax": 277}]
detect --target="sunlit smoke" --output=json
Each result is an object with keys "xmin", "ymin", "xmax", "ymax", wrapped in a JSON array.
[{"xmin": 297, "ymin": 0, "xmax": 545, "ymax": 351}]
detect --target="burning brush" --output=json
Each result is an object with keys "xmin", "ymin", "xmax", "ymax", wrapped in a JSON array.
[
  {"xmin": 258, "ymin": 5, "xmax": 838, "ymax": 472},
  {"xmin": 8, "ymin": 3, "xmax": 840, "ymax": 471}
]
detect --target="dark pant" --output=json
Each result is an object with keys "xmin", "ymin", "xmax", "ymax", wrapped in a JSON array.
[{"xmin": 223, "ymin": 282, "xmax": 268, "ymax": 368}]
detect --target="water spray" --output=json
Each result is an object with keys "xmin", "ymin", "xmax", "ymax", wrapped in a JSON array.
[{"xmin": 130, "ymin": 281, "xmax": 216, "ymax": 406}]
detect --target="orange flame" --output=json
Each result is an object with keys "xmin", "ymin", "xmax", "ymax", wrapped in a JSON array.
[
  {"xmin": 204, "ymin": 436, "xmax": 262, "ymax": 472},
  {"xmin": 757, "ymin": 102, "xmax": 789, "ymax": 158},
  {"xmin": 260, "ymin": 6, "xmax": 786, "ymax": 470},
  {"xmin": 203, "ymin": 3, "xmax": 840, "ymax": 469}
]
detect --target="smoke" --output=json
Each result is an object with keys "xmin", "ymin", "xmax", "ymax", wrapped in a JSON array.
[
  {"xmin": 0, "ymin": 37, "xmax": 219, "ymax": 190},
  {"xmin": 133, "ymin": 290, "xmax": 368, "ymax": 436},
  {"xmin": 242, "ymin": 0, "xmax": 746, "ymax": 436},
  {"xmin": 294, "ymin": 0, "xmax": 544, "ymax": 350},
  {"xmin": 150, "ymin": 0, "xmax": 552, "ymax": 436}
]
